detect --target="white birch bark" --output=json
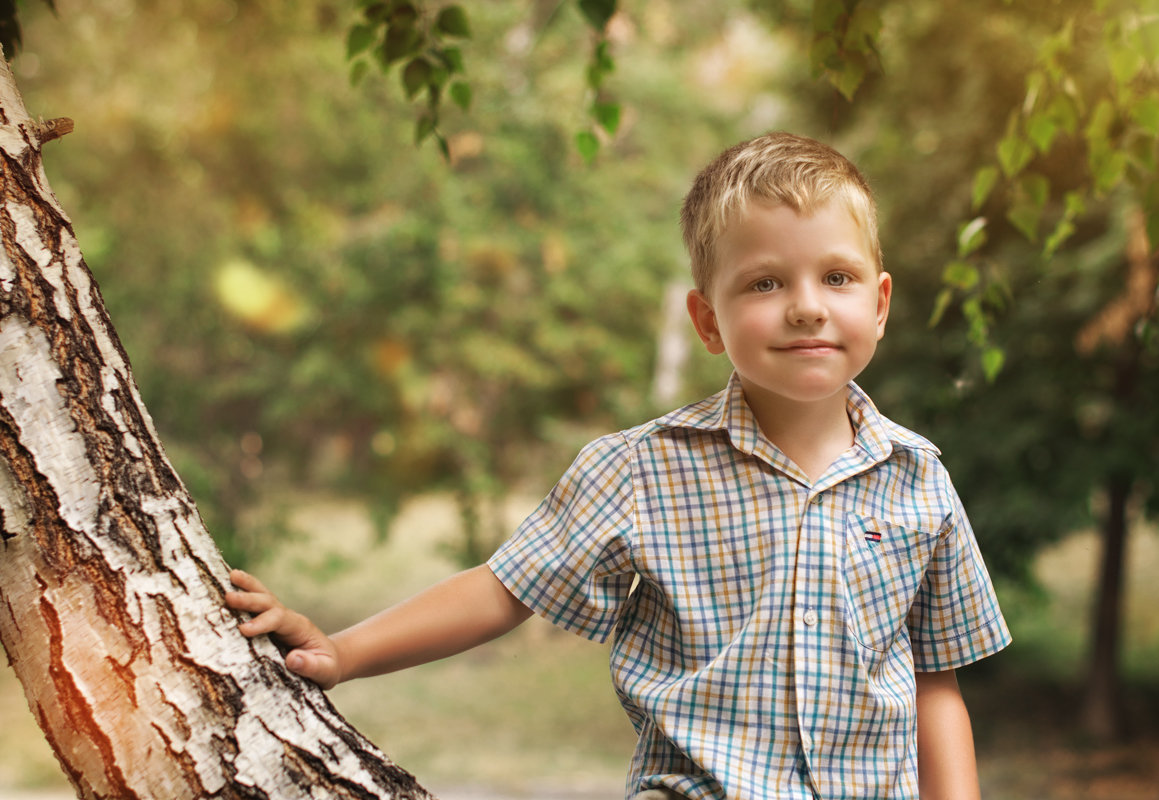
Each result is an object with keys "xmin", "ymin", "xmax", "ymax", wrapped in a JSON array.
[{"xmin": 0, "ymin": 52, "xmax": 435, "ymax": 800}]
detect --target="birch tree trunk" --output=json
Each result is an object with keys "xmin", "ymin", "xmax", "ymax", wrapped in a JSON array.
[{"xmin": 0, "ymin": 53, "xmax": 435, "ymax": 800}]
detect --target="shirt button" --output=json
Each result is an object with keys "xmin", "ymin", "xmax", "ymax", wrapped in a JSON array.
[
  {"xmin": 810, "ymin": 494, "xmax": 823, "ymax": 506},
  {"xmin": 803, "ymin": 609, "xmax": 818, "ymax": 626}
]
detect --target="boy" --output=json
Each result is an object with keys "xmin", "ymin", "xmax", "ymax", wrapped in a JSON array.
[{"xmin": 226, "ymin": 132, "xmax": 1011, "ymax": 800}]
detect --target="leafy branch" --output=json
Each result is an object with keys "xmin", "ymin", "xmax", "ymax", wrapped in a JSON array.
[
  {"xmin": 937, "ymin": 2, "xmax": 1159, "ymax": 380},
  {"xmin": 345, "ymin": 0, "xmax": 623, "ymax": 161},
  {"xmin": 346, "ymin": 0, "xmax": 474, "ymax": 158},
  {"xmin": 574, "ymin": 0, "xmax": 621, "ymax": 162},
  {"xmin": 809, "ymin": 0, "xmax": 884, "ymax": 101}
]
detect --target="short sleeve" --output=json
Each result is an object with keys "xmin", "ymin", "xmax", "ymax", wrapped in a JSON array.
[
  {"xmin": 488, "ymin": 433, "xmax": 637, "ymax": 643},
  {"xmin": 907, "ymin": 477, "xmax": 1012, "ymax": 672}
]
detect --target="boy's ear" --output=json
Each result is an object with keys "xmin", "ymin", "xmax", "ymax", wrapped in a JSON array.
[
  {"xmin": 875, "ymin": 271, "xmax": 893, "ymax": 340},
  {"xmin": 687, "ymin": 289, "xmax": 726, "ymax": 355}
]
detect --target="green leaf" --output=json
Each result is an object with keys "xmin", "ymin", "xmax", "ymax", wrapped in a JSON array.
[
  {"xmin": 592, "ymin": 101, "xmax": 621, "ymax": 135},
  {"xmin": 1044, "ymin": 189, "xmax": 1086, "ymax": 257},
  {"xmin": 402, "ymin": 57, "xmax": 433, "ymax": 99},
  {"xmin": 414, "ymin": 114, "xmax": 436, "ymax": 145},
  {"xmin": 982, "ymin": 274, "xmax": 1012, "ymax": 312},
  {"xmin": 1022, "ymin": 70, "xmax": 1046, "ymax": 114},
  {"xmin": 810, "ymin": 34, "xmax": 840, "ymax": 75},
  {"xmin": 347, "ymin": 24, "xmax": 377, "ymax": 59},
  {"xmin": 438, "ymin": 45, "xmax": 465, "ymax": 73},
  {"xmin": 1109, "ymin": 40, "xmax": 1143, "ymax": 85},
  {"xmin": 349, "ymin": 58, "xmax": 370, "ymax": 87},
  {"xmin": 832, "ymin": 59, "xmax": 867, "ymax": 101},
  {"xmin": 382, "ymin": 24, "xmax": 421, "ymax": 65},
  {"xmin": 1007, "ymin": 204, "xmax": 1041, "ymax": 242},
  {"xmin": 1064, "ymin": 190, "xmax": 1086, "ymax": 218},
  {"xmin": 997, "ymin": 132, "xmax": 1033, "ymax": 178},
  {"xmin": 811, "ymin": 0, "xmax": 845, "ymax": 33},
  {"xmin": 844, "ymin": 4, "xmax": 883, "ymax": 53},
  {"xmin": 575, "ymin": 130, "xmax": 600, "ymax": 163},
  {"xmin": 1043, "ymin": 217, "xmax": 1076, "ymax": 258},
  {"xmin": 982, "ymin": 347, "xmax": 1006, "ymax": 382},
  {"xmin": 963, "ymin": 296, "xmax": 988, "ymax": 345},
  {"xmin": 430, "ymin": 63, "xmax": 451, "ymax": 89},
  {"xmin": 1091, "ymin": 149, "xmax": 1127, "ymax": 195},
  {"xmin": 1020, "ymin": 172, "xmax": 1050, "ymax": 206},
  {"xmin": 956, "ymin": 217, "xmax": 988, "ymax": 258},
  {"xmin": 450, "ymin": 80, "xmax": 472, "ymax": 111},
  {"xmin": 435, "ymin": 6, "xmax": 471, "ymax": 38},
  {"xmin": 1085, "ymin": 98, "xmax": 1116, "ymax": 144},
  {"xmin": 1046, "ymin": 93, "xmax": 1079, "ymax": 134},
  {"xmin": 585, "ymin": 40, "xmax": 616, "ymax": 90},
  {"xmin": 929, "ymin": 287, "xmax": 954, "ymax": 328},
  {"xmin": 577, "ymin": 0, "xmax": 617, "ymax": 31},
  {"xmin": 1131, "ymin": 97, "xmax": 1159, "ymax": 137},
  {"xmin": 971, "ymin": 166, "xmax": 999, "ymax": 210},
  {"xmin": 1007, "ymin": 173, "xmax": 1049, "ymax": 242},
  {"xmin": 943, "ymin": 260, "xmax": 980, "ymax": 290},
  {"xmin": 1026, "ymin": 113, "xmax": 1058, "ymax": 154},
  {"xmin": 595, "ymin": 39, "xmax": 614, "ymax": 72}
]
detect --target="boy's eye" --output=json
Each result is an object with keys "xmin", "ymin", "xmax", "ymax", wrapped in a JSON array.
[
  {"xmin": 825, "ymin": 272, "xmax": 851, "ymax": 287},
  {"xmin": 753, "ymin": 278, "xmax": 779, "ymax": 292}
]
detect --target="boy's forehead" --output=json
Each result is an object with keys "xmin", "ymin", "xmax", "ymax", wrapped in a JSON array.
[{"xmin": 713, "ymin": 196, "xmax": 879, "ymax": 269}]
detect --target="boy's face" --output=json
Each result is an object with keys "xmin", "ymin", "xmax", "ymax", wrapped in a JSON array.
[{"xmin": 687, "ymin": 198, "xmax": 891, "ymax": 412}]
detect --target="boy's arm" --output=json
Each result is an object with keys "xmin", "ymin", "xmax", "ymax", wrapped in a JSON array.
[
  {"xmin": 914, "ymin": 669, "xmax": 981, "ymax": 800},
  {"xmin": 226, "ymin": 565, "xmax": 532, "ymax": 689}
]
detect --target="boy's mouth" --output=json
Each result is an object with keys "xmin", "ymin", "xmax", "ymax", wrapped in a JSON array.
[{"xmin": 779, "ymin": 339, "xmax": 840, "ymax": 354}]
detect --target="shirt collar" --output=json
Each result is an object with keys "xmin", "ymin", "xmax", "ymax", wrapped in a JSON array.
[{"xmin": 658, "ymin": 372, "xmax": 939, "ymax": 465}]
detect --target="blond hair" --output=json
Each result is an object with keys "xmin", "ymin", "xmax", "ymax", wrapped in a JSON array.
[{"xmin": 680, "ymin": 131, "xmax": 882, "ymax": 293}]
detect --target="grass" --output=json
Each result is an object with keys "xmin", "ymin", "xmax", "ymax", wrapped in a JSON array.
[{"xmin": 1, "ymin": 494, "xmax": 1158, "ymax": 796}]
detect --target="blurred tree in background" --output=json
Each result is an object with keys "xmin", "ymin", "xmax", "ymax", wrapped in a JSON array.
[
  {"xmin": 15, "ymin": 0, "xmax": 750, "ymax": 567},
  {"xmin": 10, "ymin": 0, "xmax": 1157, "ymax": 741}
]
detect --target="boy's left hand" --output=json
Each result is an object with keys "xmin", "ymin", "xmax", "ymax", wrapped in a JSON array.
[{"xmin": 225, "ymin": 569, "xmax": 343, "ymax": 689}]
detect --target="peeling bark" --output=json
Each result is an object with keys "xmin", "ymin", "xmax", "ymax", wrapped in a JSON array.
[{"xmin": 0, "ymin": 53, "xmax": 435, "ymax": 800}]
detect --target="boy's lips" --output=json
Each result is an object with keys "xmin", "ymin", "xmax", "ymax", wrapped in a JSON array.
[{"xmin": 777, "ymin": 339, "xmax": 840, "ymax": 354}]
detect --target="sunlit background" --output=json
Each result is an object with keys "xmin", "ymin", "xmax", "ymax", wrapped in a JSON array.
[{"xmin": 1, "ymin": 0, "xmax": 1157, "ymax": 797}]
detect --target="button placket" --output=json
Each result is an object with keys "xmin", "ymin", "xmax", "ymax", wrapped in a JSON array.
[{"xmin": 793, "ymin": 483, "xmax": 837, "ymax": 791}]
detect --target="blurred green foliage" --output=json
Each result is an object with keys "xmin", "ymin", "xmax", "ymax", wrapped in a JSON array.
[
  {"xmin": 14, "ymin": 0, "xmax": 743, "ymax": 566},
  {"xmin": 10, "ymin": 0, "xmax": 1157, "ymax": 603}
]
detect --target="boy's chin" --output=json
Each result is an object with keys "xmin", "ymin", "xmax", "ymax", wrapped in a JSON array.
[{"xmin": 740, "ymin": 376, "xmax": 853, "ymax": 407}]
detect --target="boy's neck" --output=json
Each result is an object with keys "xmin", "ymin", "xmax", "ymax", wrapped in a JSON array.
[{"xmin": 742, "ymin": 384, "xmax": 856, "ymax": 484}]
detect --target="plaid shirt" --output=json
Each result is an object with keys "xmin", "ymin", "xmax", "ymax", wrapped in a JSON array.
[{"xmin": 489, "ymin": 375, "xmax": 1011, "ymax": 799}]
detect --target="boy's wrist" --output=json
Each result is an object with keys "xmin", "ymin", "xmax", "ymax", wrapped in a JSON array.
[{"xmin": 329, "ymin": 632, "xmax": 353, "ymax": 686}]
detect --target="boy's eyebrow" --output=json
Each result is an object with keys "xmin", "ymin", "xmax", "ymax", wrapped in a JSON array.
[
  {"xmin": 734, "ymin": 251, "xmax": 872, "ymax": 274},
  {"xmin": 819, "ymin": 253, "xmax": 873, "ymax": 271}
]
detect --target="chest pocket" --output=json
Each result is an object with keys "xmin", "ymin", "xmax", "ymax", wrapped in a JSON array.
[{"xmin": 842, "ymin": 513, "xmax": 938, "ymax": 652}]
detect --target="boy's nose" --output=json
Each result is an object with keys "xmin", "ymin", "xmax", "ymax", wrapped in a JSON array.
[{"xmin": 787, "ymin": 287, "xmax": 828, "ymax": 326}]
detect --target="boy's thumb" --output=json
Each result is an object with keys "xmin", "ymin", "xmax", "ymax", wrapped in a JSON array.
[{"xmin": 286, "ymin": 651, "xmax": 306, "ymax": 673}]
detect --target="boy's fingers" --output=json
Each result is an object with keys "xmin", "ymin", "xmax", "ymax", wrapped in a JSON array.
[
  {"xmin": 285, "ymin": 649, "xmax": 339, "ymax": 690},
  {"xmin": 229, "ymin": 569, "xmax": 270, "ymax": 594},
  {"xmin": 237, "ymin": 606, "xmax": 286, "ymax": 637},
  {"xmin": 225, "ymin": 590, "xmax": 275, "ymax": 614}
]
